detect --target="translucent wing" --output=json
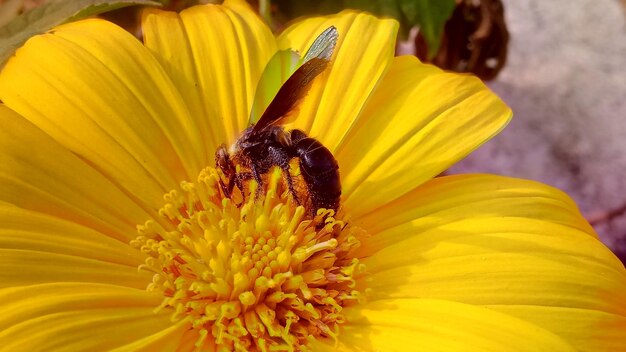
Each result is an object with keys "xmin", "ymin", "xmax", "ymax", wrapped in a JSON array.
[
  {"xmin": 253, "ymin": 26, "xmax": 338, "ymax": 132},
  {"xmin": 303, "ymin": 26, "xmax": 338, "ymax": 62}
]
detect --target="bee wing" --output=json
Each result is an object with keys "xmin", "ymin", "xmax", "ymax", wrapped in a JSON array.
[
  {"xmin": 253, "ymin": 26, "xmax": 338, "ymax": 132},
  {"xmin": 253, "ymin": 58, "xmax": 329, "ymax": 131},
  {"xmin": 249, "ymin": 49, "xmax": 301, "ymax": 125},
  {"xmin": 303, "ymin": 26, "xmax": 338, "ymax": 62}
]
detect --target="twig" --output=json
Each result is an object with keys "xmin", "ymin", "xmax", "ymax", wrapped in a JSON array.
[
  {"xmin": 587, "ymin": 202, "xmax": 626, "ymax": 225},
  {"xmin": 258, "ymin": 0, "xmax": 272, "ymax": 29}
]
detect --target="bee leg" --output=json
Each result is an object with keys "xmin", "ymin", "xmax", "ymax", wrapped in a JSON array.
[
  {"xmin": 250, "ymin": 165, "xmax": 264, "ymax": 200},
  {"xmin": 264, "ymin": 144, "xmax": 300, "ymax": 204},
  {"xmin": 281, "ymin": 165, "xmax": 301, "ymax": 205},
  {"xmin": 218, "ymin": 177, "xmax": 232, "ymax": 199},
  {"xmin": 215, "ymin": 144, "xmax": 238, "ymax": 200},
  {"xmin": 233, "ymin": 172, "xmax": 246, "ymax": 193},
  {"xmin": 232, "ymin": 171, "xmax": 253, "ymax": 206}
]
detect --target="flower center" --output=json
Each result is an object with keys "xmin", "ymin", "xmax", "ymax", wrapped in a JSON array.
[{"xmin": 131, "ymin": 167, "xmax": 365, "ymax": 351}]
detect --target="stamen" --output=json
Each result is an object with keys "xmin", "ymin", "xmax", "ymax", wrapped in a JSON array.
[{"xmin": 132, "ymin": 167, "xmax": 364, "ymax": 351}]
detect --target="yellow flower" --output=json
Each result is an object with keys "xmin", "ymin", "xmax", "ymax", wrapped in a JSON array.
[{"xmin": 0, "ymin": 0, "xmax": 624, "ymax": 350}]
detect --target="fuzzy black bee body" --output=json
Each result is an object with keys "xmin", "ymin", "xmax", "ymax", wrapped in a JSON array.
[{"xmin": 215, "ymin": 27, "xmax": 341, "ymax": 217}]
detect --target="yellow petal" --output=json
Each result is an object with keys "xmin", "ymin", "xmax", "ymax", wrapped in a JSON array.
[
  {"xmin": 359, "ymin": 175, "xmax": 625, "ymax": 307},
  {"xmin": 0, "ymin": 19, "xmax": 201, "ymax": 201},
  {"xmin": 0, "ymin": 283, "xmax": 180, "ymax": 351},
  {"xmin": 110, "ymin": 322, "xmax": 190, "ymax": 352},
  {"xmin": 0, "ymin": 106, "xmax": 150, "ymax": 240},
  {"xmin": 142, "ymin": 0, "xmax": 277, "ymax": 150},
  {"xmin": 339, "ymin": 56, "xmax": 512, "ymax": 215},
  {"xmin": 355, "ymin": 174, "xmax": 594, "ymax": 244},
  {"xmin": 0, "ymin": 283, "xmax": 158, "ymax": 330},
  {"xmin": 0, "ymin": 202, "xmax": 142, "ymax": 266},
  {"xmin": 356, "ymin": 174, "xmax": 626, "ymax": 347},
  {"xmin": 314, "ymin": 299, "xmax": 575, "ymax": 351},
  {"xmin": 490, "ymin": 305, "xmax": 626, "ymax": 352},
  {"xmin": 278, "ymin": 11, "xmax": 398, "ymax": 150},
  {"xmin": 0, "ymin": 248, "xmax": 149, "ymax": 289}
]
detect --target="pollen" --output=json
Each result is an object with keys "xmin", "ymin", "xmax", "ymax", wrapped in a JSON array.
[{"xmin": 131, "ymin": 167, "xmax": 365, "ymax": 351}]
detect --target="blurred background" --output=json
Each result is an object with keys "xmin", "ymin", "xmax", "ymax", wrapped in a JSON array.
[{"xmin": 2, "ymin": 0, "xmax": 625, "ymax": 262}]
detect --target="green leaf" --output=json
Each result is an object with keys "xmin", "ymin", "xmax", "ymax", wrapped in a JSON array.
[
  {"xmin": 273, "ymin": 0, "xmax": 456, "ymax": 57},
  {"xmin": 399, "ymin": 0, "xmax": 455, "ymax": 57},
  {"xmin": 250, "ymin": 49, "xmax": 301, "ymax": 125},
  {"xmin": 0, "ymin": 0, "xmax": 160, "ymax": 67}
]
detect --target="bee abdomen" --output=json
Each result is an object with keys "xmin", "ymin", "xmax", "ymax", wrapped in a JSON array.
[{"xmin": 293, "ymin": 136, "xmax": 341, "ymax": 215}]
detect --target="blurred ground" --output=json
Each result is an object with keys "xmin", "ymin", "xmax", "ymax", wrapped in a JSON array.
[{"xmin": 449, "ymin": 0, "xmax": 626, "ymax": 260}]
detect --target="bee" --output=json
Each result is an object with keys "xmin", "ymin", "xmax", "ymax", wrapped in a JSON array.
[{"xmin": 215, "ymin": 26, "xmax": 340, "ymax": 217}]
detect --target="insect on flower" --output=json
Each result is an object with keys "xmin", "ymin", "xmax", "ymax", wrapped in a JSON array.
[{"xmin": 215, "ymin": 26, "xmax": 341, "ymax": 217}]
